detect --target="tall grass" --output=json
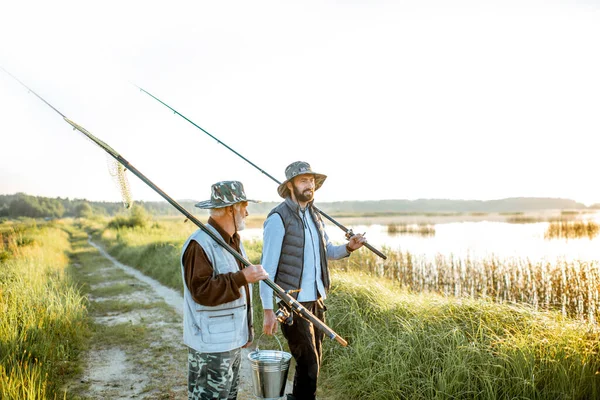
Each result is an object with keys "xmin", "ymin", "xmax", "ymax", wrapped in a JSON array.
[
  {"xmin": 90, "ymin": 216, "xmax": 600, "ymax": 323},
  {"xmin": 0, "ymin": 222, "xmax": 88, "ymax": 399},
  {"xmin": 332, "ymin": 247, "xmax": 600, "ymax": 323},
  {"xmin": 322, "ymin": 272, "xmax": 600, "ymax": 399},
  {"xmin": 505, "ymin": 216, "xmax": 546, "ymax": 224},
  {"xmin": 80, "ymin": 217, "xmax": 199, "ymax": 290},
  {"xmin": 78, "ymin": 216, "xmax": 265, "ymax": 294},
  {"xmin": 387, "ymin": 223, "xmax": 435, "ymax": 236},
  {"xmin": 79, "ymin": 217, "xmax": 600, "ymax": 399},
  {"xmin": 545, "ymin": 220, "xmax": 600, "ymax": 239}
]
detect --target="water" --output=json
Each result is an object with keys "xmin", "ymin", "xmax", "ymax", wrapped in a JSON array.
[{"xmin": 243, "ymin": 215, "xmax": 600, "ymax": 264}]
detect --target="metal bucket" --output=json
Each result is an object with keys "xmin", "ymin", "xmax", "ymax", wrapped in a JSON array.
[{"xmin": 248, "ymin": 334, "xmax": 292, "ymax": 399}]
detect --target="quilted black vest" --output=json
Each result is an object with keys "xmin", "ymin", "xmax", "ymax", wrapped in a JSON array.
[{"xmin": 268, "ymin": 197, "xmax": 330, "ymax": 299}]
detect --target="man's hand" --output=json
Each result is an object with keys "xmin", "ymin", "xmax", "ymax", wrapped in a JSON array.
[
  {"xmin": 263, "ymin": 309, "xmax": 278, "ymax": 335},
  {"xmin": 241, "ymin": 264, "xmax": 269, "ymax": 283},
  {"xmin": 347, "ymin": 233, "xmax": 367, "ymax": 252}
]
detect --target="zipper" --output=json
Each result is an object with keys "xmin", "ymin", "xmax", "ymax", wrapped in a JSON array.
[
  {"xmin": 302, "ymin": 208, "xmax": 319, "ymax": 296},
  {"xmin": 197, "ymin": 304, "xmax": 246, "ymax": 313}
]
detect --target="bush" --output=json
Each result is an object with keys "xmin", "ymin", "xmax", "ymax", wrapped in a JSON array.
[{"xmin": 107, "ymin": 206, "xmax": 150, "ymax": 229}]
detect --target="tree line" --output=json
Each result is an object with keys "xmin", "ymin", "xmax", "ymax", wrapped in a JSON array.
[
  {"xmin": 0, "ymin": 193, "xmax": 203, "ymax": 219},
  {"xmin": 2, "ymin": 193, "xmax": 599, "ymax": 220}
]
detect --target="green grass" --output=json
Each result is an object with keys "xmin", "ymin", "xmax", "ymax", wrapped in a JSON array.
[
  {"xmin": 332, "ymin": 245, "xmax": 600, "ymax": 323},
  {"xmin": 0, "ymin": 221, "xmax": 89, "ymax": 400},
  {"xmin": 81, "ymin": 217, "xmax": 264, "ymax": 293},
  {"xmin": 73, "ymin": 216, "xmax": 600, "ymax": 399},
  {"xmin": 321, "ymin": 272, "xmax": 600, "ymax": 399},
  {"xmin": 96, "ymin": 225, "xmax": 187, "ymax": 291}
]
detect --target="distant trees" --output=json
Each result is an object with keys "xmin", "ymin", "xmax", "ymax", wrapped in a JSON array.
[
  {"xmin": 0, "ymin": 192, "xmax": 594, "ymax": 219},
  {"xmin": 0, "ymin": 193, "xmax": 64, "ymax": 218},
  {"xmin": 0, "ymin": 193, "xmax": 97, "ymax": 219},
  {"xmin": 0, "ymin": 193, "xmax": 206, "ymax": 219}
]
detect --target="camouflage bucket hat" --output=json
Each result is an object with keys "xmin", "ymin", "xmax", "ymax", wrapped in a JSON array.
[
  {"xmin": 195, "ymin": 181, "xmax": 259, "ymax": 209},
  {"xmin": 277, "ymin": 161, "xmax": 327, "ymax": 198}
]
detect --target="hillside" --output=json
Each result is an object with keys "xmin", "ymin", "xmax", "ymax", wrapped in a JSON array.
[
  {"xmin": 0, "ymin": 193, "xmax": 591, "ymax": 219},
  {"xmin": 249, "ymin": 197, "xmax": 588, "ymax": 215}
]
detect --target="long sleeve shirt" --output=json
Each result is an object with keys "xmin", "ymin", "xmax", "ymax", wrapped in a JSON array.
[
  {"xmin": 259, "ymin": 208, "xmax": 350, "ymax": 310},
  {"xmin": 183, "ymin": 217, "xmax": 248, "ymax": 306}
]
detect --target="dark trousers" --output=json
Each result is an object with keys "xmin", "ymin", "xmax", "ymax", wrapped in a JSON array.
[{"xmin": 281, "ymin": 300, "xmax": 325, "ymax": 400}]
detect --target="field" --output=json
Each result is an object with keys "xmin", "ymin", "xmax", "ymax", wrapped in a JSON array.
[
  {"xmin": 3, "ymin": 212, "xmax": 600, "ymax": 399},
  {"xmin": 0, "ymin": 220, "xmax": 88, "ymax": 399}
]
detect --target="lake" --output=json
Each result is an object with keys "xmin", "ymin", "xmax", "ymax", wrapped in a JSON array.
[{"xmin": 243, "ymin": 212, "xmax": 600, "ymax": 264}]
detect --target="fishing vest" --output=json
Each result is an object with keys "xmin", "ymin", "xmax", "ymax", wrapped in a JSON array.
[
  {"xmin": 180, "ymin": 226, "xmax": 251, "ymax": 353},
  {"xmin": 268, "ymin": 197, "xmax": 330, "ymax": 299}
]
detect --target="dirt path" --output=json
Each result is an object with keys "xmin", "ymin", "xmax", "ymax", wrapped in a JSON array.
[{"xmin": 65, "ymin": 236, "xmax": 292, "ymax": 399}]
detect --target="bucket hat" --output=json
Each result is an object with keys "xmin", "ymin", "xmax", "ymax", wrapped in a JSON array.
[
  {"xmin": 277, "ymin": 161, "xmax": 327, "ymax": 198},
  {"xmin": 195, "ymin": 181, "xmax": 259, "ymax": 209}
]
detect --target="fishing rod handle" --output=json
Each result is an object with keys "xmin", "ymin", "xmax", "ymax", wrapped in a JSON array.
[
  {"xmin": 335, "ymin": 336, "xmax": 349, "ymax": 346},
  {"xmin": 284, "ymin": 295, "xmax": 349, "ymax": 347}
]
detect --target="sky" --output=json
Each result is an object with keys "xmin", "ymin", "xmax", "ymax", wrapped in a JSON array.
[{"xmin": 1, "ymin": 0, "xmax": 599, "ymax": 206}]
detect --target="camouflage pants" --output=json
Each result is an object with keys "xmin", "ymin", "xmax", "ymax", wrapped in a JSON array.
[{"xmin": 188, "ymin": 347, "xmax": 242, "ymax": 400}]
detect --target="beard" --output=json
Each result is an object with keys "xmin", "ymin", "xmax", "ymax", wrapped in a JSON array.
[
  {"xmin": 293, "ymin": 184, "xmax": 314, "ymax": 203},
  {"xmin": 234, "ymin": 209, "xmax": 246, "ymax": 231}
]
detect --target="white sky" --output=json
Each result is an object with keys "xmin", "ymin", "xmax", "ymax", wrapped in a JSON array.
[{"xmin": 1, "ymin": 0, "xmax": 599, "ymax": 205}]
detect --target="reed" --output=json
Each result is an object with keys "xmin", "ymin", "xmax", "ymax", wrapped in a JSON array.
[
  {"xmin": 561, "ymin": 210, "xmax": 580, "ymax": 216},
  {"xmin": 387, "ymin": 223, "xmax": 435, "ymax": 236},
  {"xmin": 332, "ymin": 247, "xmax": 600, "ymax": 323},
  {"xmin": 0, "ymin": 222, "xmax": 88, "ymax": 399},
  {"xmin": 505, "ymin": 216, "xmax": 546, "ymax": 224},
  {"xmin": 321, "ymin": 272, "xmax": 600, "ymax": 399},
  {"xmin": 545, "ymin": 220, "xmax": 600, "ymax": 239}
]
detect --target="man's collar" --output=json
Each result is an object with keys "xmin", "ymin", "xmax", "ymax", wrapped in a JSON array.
[
  {"xmin": 284, "ymin": 196, "xmax": 314, "ymax": 212},
  {"xmin": 208, "ymin": 216, "xmax": 239, "ymax": 243}
]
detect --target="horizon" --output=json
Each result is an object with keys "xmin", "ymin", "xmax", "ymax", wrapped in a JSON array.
[
  {"xmin": 1, "ymin": 191, "xmax": 596, "ymax": 207},
  {"xmin": 1, "ymin": 1, "xmax": 599, "ymax": 206}
]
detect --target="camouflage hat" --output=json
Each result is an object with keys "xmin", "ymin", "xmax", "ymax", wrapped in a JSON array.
[
  {"xmin": 277, "ymin": 161, "xmax": 327, "ymax": 198},
  {"xmin": 195, "ymin": 181, "xmax": 259, "ymax": 209}
]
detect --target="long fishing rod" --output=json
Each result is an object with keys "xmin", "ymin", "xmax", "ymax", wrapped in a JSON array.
[
  {"xmin": 134, "ymin": 85, "xmax": 387, "ymax": 260},
  {"xmin": 1, "ymin": 67, "xmax": 348, "ymax": 347}
]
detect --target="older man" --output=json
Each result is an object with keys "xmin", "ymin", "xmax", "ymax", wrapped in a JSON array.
[{"xmin": 181, "ymin": 180, "xmax": 268, "ymax": 400}]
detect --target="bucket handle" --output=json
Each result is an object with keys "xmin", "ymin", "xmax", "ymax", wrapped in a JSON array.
[{"xmin": 254, "ymin": 333, "xmax": 284, "ymax": 353}]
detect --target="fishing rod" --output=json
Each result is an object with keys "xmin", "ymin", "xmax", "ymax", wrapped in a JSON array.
[
  {"xmin": 134, "ymin": 85, "xmax": 388, "ymax": 260},
  {"xmin": 1, "ymin": 67, "xmax": 348, "ymax": 347}
]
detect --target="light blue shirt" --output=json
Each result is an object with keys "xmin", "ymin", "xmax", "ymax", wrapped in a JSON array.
[{"xmin": 260, "ymin": 207, "xmax": 350, "ymax": 310}]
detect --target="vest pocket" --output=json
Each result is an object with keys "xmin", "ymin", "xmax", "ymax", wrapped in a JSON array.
[
  {"xmin": 196, "ymin": 305, "xmax": 246, "ymax": 344},
  {"xmin": 208, "ymin": 314, "xmax": 234, "ymax": 334}
]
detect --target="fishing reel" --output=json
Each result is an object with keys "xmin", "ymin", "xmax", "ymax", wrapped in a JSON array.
[
  {"xmin": 275, "ymin": 289, "xmax": 301, "ymax": 325},
  {"xmin": 275, "ymin": 305, "xmax": 293, "ymax": 325}
]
